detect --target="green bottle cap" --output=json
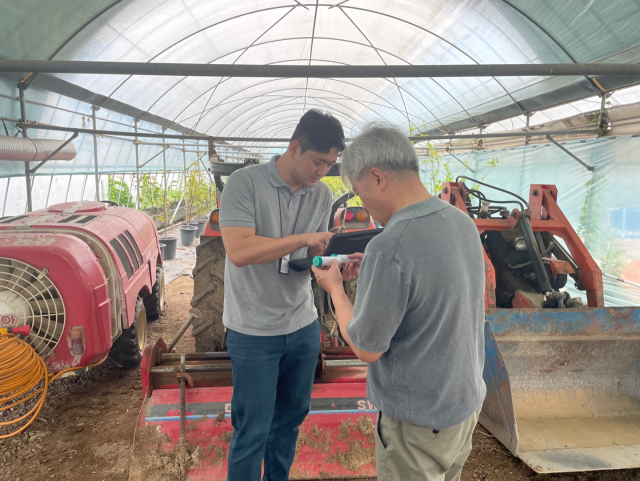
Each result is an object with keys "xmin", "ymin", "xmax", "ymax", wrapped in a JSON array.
[{"xmin": 313, "ymin": 256, "xmax": 323, "ymax": 267}]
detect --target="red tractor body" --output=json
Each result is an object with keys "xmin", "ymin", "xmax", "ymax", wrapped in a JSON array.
[{"xmin": 0, "ymin": 201, "xmax": 163, "ymax": 371}]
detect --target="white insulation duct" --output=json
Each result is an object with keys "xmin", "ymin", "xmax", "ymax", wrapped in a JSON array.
[{"xmin": 0, "ymin": 135, "xmax": 76, "ymax": 162}]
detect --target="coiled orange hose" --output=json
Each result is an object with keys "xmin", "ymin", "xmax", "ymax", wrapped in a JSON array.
[{"xmin": 0, "ymin": 334, "xmax": 108, "ymax": 439}]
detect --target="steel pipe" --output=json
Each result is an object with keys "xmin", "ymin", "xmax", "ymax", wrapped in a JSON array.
[
  {"xmin": 2, "ymin": 60, "xmax": 640, "ymax": 77},
  {"xmin": 15, "ymin": 122, "xmax": 599, "ymax": 142}
]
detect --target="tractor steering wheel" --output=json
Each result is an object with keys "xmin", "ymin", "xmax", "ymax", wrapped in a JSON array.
[{"xmin": 100, "ymin": 200, "xmax": 119, "ymax": 207}]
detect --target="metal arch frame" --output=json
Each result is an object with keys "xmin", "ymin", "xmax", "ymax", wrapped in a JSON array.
[
  {"xmin": 498, "ymin": 0, "xmax": 602, "ymax": 96},
  {"xmin": 107, "ymin": 4, "xmax": 303, "ymax": 98},
  {"xmin": 170, "ymin": 74, "xmax": 441, "ymax": 137},
  {"xmin": 337, "ymin": 6, "xmax": 481, "ymax": 132},
  {"xmin": 225, "ymin": 97, "xmax": 370, "ymax": 140},
  {"xmin": 160, "ymin": 47, "xmax": 448, "ymax": 135},
  {"xmin": 225, "ymin": 108, "xmax": 361, "ymax": 141},
  {"xmin": 230, "ymin": 99, "xmax": 368, "ymax": 140},
  {"xmin": 338, "ymin": 4, "xmax": 527, "ymax": 117},
  {"xmin": 249, "ymin": 123, "xmax": 303, "ymax": 142},
  {"xmin": 302, "ymin": 0, "xmax": 321, "ymax": 113},
  {"xmin": 197, "ymin": 61, "xmax": 446, "ymax": 134},
  {"xmin": 184, "ymin": 88, "xmax": 391, "ymax": 131},
  {"xmin": 197, "ymin": 88, "xmax": 403, "ymax": 120},
  {"xmin": 22, "ymin": 0, "xmax": 124, "ymax": 88},
  {"xmin": 337, "ymin": 5, "xmax": 412, "ymax": 128},
  {"xmin": 202, "ymin": 87, "xmax": 394, "ymax": 136},
  {"xmin": 145, "ymin": 36, "xmax": 451, "ymax": 132},
  {"xmin": 187, "ymin": 5, "xmax": 299, "ymax": 135},
  {"xmin": 234, "ymin": 101, "xmax": 304, "ymax": 144},
  {"xmin": 99, "ymin": 2, "xmax": 530, "ymax": 130}
]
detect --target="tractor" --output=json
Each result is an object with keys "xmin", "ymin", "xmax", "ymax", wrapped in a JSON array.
[{"xmin": 131, "ymin": 164, "xmax": 640, "ymax": 479}]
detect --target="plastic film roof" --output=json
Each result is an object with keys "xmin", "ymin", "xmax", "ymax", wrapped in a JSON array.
[{"xmin": 2, "ymin": 0, "xmax": 640, "ymax": 141}]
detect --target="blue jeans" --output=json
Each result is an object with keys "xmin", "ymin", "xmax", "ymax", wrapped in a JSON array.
[{"xmin": 226, "ymin": 321, "xmax": 321, "ymax": 481}]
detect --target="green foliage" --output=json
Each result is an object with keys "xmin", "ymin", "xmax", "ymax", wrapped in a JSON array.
[
  {"xmin": 320, "ymin": 177, "xmax": 362, "ymax": 206},
  {"xmin": 184, "ymin": 162, "xmax": 215, "ymax": 226},
  {"xmin": 469, "ymin": 157, "xmax": 499, "ymax": 196},
  {"xmin": 578, "ymin": 171, "xmax": 627, "ymax": 274},
  {"xmin": 138, "ymin": 174, "xmax": 163, "ymax": 210},
  {"xmin": 410, "ymin": 124, "xmax": 453, "ymax": 194},
  {"xmin": 105, "ymin": 175, "xmax": 135, "ymax": 208}
]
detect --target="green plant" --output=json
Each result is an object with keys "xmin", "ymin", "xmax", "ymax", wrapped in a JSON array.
[
  {"xmin": 105, "ymin": 175, "xmax": 135, "ymax": 208},
  {"xmin": 138, "ymin": 173, "xmax": 163, "ymax": 211},
  {"xmin": 578, "ymin": 171, "xmax": 627, "ymax": 274},
  {"xmin": 183, "ymin": 162, "xmax": 215, "ymax": 227},
  {"xmin": 320, "ymin": 177, "xmax": 362, "ymax": 206},
  {"xmin": 157, "ymin": 176, "xmax": 182, "ymax": 237}
]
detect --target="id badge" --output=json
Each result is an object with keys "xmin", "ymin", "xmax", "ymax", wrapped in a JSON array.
[{"xmin": 279, "ymin": 254, "xmax": 291, "ymax": 275}]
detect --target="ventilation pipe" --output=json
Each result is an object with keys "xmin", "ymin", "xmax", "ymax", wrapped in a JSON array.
[{"xmin": 0, "ymin": 135, "xmax": 76, "ymax": 161}]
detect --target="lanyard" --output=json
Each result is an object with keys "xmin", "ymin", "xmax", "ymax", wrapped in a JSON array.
[{"xmin": 277, "ymin": 188, "xmax": 304, "ymax": 238}]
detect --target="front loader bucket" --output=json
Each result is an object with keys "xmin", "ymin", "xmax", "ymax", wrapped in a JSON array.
[
  {"xmin": 481, "ymin": 307, "xmax": 640, "ymax": 473},
  {"xmin": 129, "ymin": 339, "xmax": 377, "ymax": 480}
]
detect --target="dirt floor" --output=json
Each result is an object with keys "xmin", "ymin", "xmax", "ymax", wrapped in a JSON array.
[{"xmin": 1, "ymin": 276, "xmax": 639, "ymax": 481}]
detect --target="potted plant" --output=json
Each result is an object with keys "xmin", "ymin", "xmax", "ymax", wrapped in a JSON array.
[
  {"xmin": 157, "ymin": 175, "xmax": 180, "ymax": 260},
  {"xmin": 180, "ymin": 165, "xmax": 200, "ymax": 246},
  {"xmin": 193, "ymin": 172, "xmax": 214, "ymax": 238}
]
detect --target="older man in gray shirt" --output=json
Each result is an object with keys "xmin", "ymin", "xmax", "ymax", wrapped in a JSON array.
[{"xmin": 313, "ymin": 125, "xmax": 486, "ymax": 481}]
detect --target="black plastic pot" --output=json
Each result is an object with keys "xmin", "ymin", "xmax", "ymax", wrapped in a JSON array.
[
  {"xmin": 159, "ymin": 243, "xmax": 166, "ymax": 260},
  {"xmin": 180, "ymin": 225, "xmax": 198, "ymax": 246},
  {"xmin": 161, "ymin": 237, "xmax": 178, "ymax": 260},
  {"xmin": 195, "ymin": 220, "xmax": 206, "ymax": 237}
]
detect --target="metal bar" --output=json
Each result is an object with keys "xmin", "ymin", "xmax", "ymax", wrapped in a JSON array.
[
  {"xmin": 17, "ymin": 122, "xmax": 210, "ymax": 140},
  {"xmin": 18, "ymin": 84, "xmax": 32, "ymax": 212},
  {"xmin": 29, "ymin": 131, "xmax": 79, "ymax": 174},
  {"xmin": 603, "ymin": 272, "xmax": 640, "ymax": 290},
  {"xmin": 134, "ymin": 120, "xmax": 140, "ymax": 209},
  {"xmin": 139, "ymin": 146, "xmax": 169, "ymax": 169},
  {"xmin": 149, "ymin": 364, "xmax": 232, "ymax": 374},
  {"xmin": 15, "ymin": 122, "xmax": 598, "ymax": 142},
  {"xmin": 2, "ymin": 60, "xmax": 640, "ymax": 77},
  {"xmin": 161, "ymin": 352, "xmax": 231, "ymax": 361},
  {"xmin": 80, "ymin": 174, "xmax": 88, "ymax": 200},
  {"xmin": 162, "ymin": 128, "xmax": 168, "ymax": 236},
  {"xmin": 64, "ymin": 175, "xmax": 72, "ymax": 202},
  {"xmin": 2, "ymin": 177, "xmax": 10, "ymax": 216},
  {"xmin": 45, "ymin": 175, "xmax": 53, "ymax": 208},
  {"xmin": 91, "ymin": 106, "xmax": 100, "ymax": 200},
  {"xmin": 546, "ymin": 135, "xmax": 594, "ymax": 171}
]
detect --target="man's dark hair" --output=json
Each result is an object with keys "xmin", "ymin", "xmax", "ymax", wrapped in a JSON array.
[{"xmin": 291, "ymin": 110, "xmax": 346, "ymax": 154}]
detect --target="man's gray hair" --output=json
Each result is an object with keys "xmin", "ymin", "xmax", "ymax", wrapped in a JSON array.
[{"xmin": 340, "ymin": 123, "xmax": 419, "ymax": 184}]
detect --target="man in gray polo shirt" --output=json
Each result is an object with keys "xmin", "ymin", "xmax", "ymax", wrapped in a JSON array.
[
  {"xmin": 218, "ymin": 110, "xmax": 345, "ymax": 481},
  {"xmin": 313, "ymin": 125, "xmax": 486, "ymax": 481}
]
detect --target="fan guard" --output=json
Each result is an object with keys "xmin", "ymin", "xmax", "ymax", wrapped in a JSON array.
[{"xmin": 0, "ymin": 257, "xmax": 66, "ymax": 357}]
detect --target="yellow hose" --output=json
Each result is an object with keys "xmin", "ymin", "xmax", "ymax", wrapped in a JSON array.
[{"xmin": 0, "ymin": 334, "xmax": 108, "ymax": 439}]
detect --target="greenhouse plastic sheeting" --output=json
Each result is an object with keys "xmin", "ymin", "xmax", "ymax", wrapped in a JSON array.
[
  {"xmin": 0, "ymin": 78, "xmax": 204, "ymax": 177},
  {"xmin": 1, "ymin": 0, "xmax": 640, "ymax": 139}
]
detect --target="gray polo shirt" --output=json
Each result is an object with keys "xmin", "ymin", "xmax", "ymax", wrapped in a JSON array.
[
  {"xmin": 346, "ymin": 197, "xmax": 486, "ymax": 429},
  {"xmin": 218, "ymin": 158, "xmax": 332, "ymax": 336}
]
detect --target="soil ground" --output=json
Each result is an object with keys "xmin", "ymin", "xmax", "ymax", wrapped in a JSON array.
[{"xmin": 1, "ymin": 276, "xmax": 639, "ymax": 481}]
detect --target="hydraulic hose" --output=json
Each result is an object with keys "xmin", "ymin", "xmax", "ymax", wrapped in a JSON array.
[{"xmin": 0, "ymin": 332, "xmax": 108, "ymax": 439}]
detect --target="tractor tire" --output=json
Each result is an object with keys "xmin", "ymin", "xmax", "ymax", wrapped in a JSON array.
[
  {"xmin": 108, "ymin": 297, "xmax": 147, "ymax": 368},
  {"xmin": 144, "ymin": 265, "xmax": 165, "ymax": 322},
  {"xmin": 190, "ymin": 236, "xmax": 226, "ymax": 352}
]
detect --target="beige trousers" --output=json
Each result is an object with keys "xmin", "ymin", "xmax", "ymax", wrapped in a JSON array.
[{"xmin": 374, "ymin": 408, "xmax": 480, "ymax": 481}]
